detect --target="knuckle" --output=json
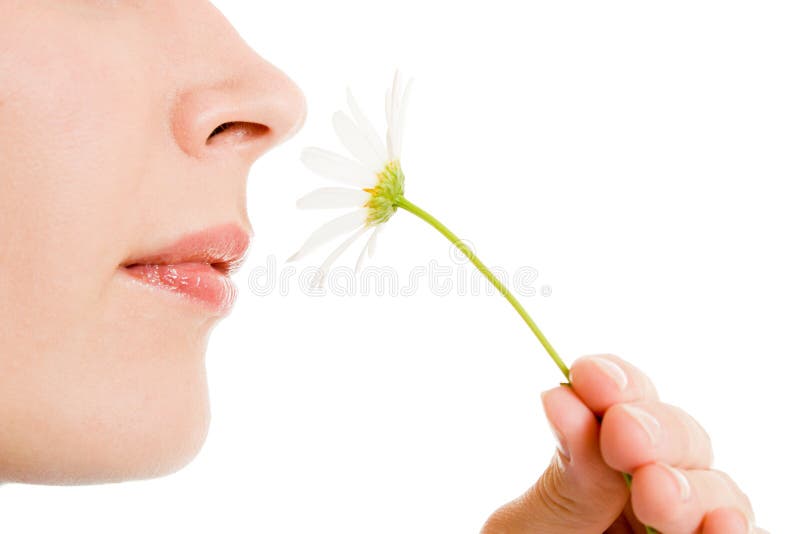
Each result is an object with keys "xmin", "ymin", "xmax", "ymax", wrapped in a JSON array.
[
  {"xmin": 531, "ymin": 464, "xmax": 579, "ymax": 517},
  {"xmin": 677, "ymin": 405, "xmax": 714, "ymax": 464},
  {"xmin": 479, "ymin": 508, "xmax": 515, "ymax": 534},
  {"xmin": 696, "ymin": 419, "xmax": 715, "ymax": 464},
  {"xmin": 710, "ymin": 469, "xmax": 754, "ymax": 514},
  {"xmin": 479, "ymin": 466, "xmax": 575, "ymax": 534},
  {"xmin": 709, "ymin": 468, "xmax": 736, "ymax": 487}
]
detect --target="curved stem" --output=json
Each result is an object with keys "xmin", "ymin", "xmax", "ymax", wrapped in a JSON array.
[
  {"xmin": 395, "ymin": 196, "xmax": 569, "ymax": 380},
  {"xmin": 395, "ymin": 196, "xmax": 658, "ymax": 534}
]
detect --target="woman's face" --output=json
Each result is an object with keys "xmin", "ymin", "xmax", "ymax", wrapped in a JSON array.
[{"xmin": 0, "ymin": 0, "xmax": 305, "ymax": 484}]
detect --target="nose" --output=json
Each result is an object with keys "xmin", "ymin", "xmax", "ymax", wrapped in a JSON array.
[{"xmin": 169, "ymin": 17, "xmax": 307, "ymax": 163}]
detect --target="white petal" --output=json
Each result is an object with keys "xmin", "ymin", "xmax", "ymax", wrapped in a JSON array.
[
  {"xmin": 368, "ymin": 224, "xmax": 383, "ymax": 258},
  {"xmin": 312, "ymin": 225, "xmax": 370, "ymax": 288},
  {"xmin": 287, "ymin": 208, "xmax": 368, "ymax": 262},
  {"xmin": 346, "ymin": 87, "xmax": 388, "ymax": 163},
  {"xmin": 301, "ymin": 147, "xmax": 375, "ymax": 188},
  {"xmin": 389, "ymin": 70, "xmax": 402, "ymax": 158},
  {"xmin": 385, "ymin": 70, "xmax": 409, "ymax": 161},
  {"xmin": 354, "ymin": 226, "xmax": 379, "ymax": 273},
  {"xmin": 296, "ymin": 187, "xmax": 370, "ymax": 209},
  {"xmin": 332, "ymin": 111, "xmax": 384, "ymax": 172},
  {"xmin": 394, "ymin": 78, "xmax": 413, "ymax": 160},
  {"xmin": 385, "ymin": 88, "xmax": 395, "ymax": 161},
  {"xmin": 391, "ymin": 70, "xmax": 402, "ymax": 117}
]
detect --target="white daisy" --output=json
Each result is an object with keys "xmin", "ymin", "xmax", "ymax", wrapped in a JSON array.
[{"xmin": 289, "ymin": 70, "xmax": 413, "ymax": 287}]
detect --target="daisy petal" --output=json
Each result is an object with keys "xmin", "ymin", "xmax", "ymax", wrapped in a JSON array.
[
  {"xmin": 332, "ymin": 111, "xmax": 384, "ymax": 172},
  {"xmin": 346, "ymin": 87, "xmax": 388, "ymax": 163},
  {"xmin": 297, "ymin": 187, "xmax": 370, "ymax": 209},
  {"xmin": 354, "ymin": 226, "xmax": 379, "ymax": 273},
  {"xmin": 312, "ymin": 225, "xmax": 370, "ymax": 288},
  {"xmin": 301, "ymin": 147, "xmax": 376, "ymax": 188},
  {"xmin": 391, "ymin": 70, "xmax": 402, "ymax": 113},
  {"xmin": 287, "ymin": 208, "xmax": 368, "ymax": 262},
  {"xmin": 389, "ymin": 70, "xmax": 402, "ymax": 157},
  {"xmin": 385, "ymin": 88, "xmax": 395, "ymax": 160},
  {"xmin": 394, "ymin": 78, "xmax": 413, "ymax": 160},
  {"xmin": 367, "ymin": 223, "xmax": 383, "ymax": 258}
]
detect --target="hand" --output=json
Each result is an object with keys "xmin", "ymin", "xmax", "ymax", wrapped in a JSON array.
[{"xmin": 480, "ymin": 354, "xmax": 766, "ymax": 534}]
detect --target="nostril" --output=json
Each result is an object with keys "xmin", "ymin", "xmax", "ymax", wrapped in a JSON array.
[
  {"xmin": 208, "ymin": 121, "xmax": 235, "ymax": 139},
  {"xmin": 206, "ymin": 121, "xmax": 270, "ymax": 145}
]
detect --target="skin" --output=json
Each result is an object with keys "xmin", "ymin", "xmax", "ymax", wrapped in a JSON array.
[
  {"xmin": 480, "ymin": 355, "xmax": 766, "ymax": 533},
  {"xmin": 0, "ymin": 0, "xmax": 306, "ymax": 484},
  {"xmin": 0, "ymin": 2, "xmax": 765, "ymax": 532}
]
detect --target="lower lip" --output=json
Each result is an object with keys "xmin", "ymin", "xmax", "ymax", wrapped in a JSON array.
[{"xmin": 124, "ymin": 263, "xmax": 236, "ymax": 314}]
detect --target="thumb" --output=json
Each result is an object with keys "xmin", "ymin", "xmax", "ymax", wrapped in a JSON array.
[{"xmin": 481, "ymin": 385, "xmax": 629, "ymax": 533}]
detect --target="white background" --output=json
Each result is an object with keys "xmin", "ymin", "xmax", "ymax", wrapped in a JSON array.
[{"xmin": 3, "ymin": 1, "xmax": 798, "ymax": 532}]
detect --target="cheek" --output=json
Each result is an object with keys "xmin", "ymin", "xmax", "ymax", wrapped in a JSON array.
[
  {"xmin": 0, "ymin": 10, "xmax": 210, "ymax": 484},
  {"xmin": 0, "ymin": 15, "xmax": 151, "ymax": 327}
]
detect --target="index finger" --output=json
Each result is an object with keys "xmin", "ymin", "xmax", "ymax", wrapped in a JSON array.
[{"xmin": 568, "ymin": 354, "xmax": 660, "ymax": 415}]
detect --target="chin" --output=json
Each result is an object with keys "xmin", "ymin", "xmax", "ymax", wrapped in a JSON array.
[{"xmin": 0, "ymin": 341, "xmax": 213, "ymax": 486}]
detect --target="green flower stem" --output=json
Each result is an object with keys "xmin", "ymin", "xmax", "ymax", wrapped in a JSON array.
[
  {"xmin": 395, "ymin": 196, "xmax": 569, "ymax": 380},
  {"xmin": 395, "ymin": 196, "xmax": 658, "ymax": 534}
]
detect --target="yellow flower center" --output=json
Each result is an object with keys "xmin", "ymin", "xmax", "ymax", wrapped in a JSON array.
[{"xmin": 363, "ymin": 160, "xmax": 405, "ymax": 225}]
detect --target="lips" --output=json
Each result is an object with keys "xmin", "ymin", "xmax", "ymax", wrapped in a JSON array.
[{"xmin": 122, "ymin": 223, "xmax": 251, "ymax": 315}]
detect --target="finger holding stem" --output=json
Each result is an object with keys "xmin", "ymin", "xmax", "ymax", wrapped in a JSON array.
[{"xmin": 395, "ymin": 195, "xmax": 659, "ymax": 534}]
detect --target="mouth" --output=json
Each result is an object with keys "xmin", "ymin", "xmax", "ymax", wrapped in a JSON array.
[{"xmin": 120, "ymin": 224, "xmax": 251, "ymax": 315}]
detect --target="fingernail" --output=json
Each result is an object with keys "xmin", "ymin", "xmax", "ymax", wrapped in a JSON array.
[
  {"xmin": 547, "ymin": 421, "xmax": 570, "ymax": 463},
  {"xmin": 662, "ymin": 463, "xmax": 691, "ymax": 502},
  {"xmin": 541, "ymin": 391, "xmax": 571, "ymax": 465},
  {"xmin": 554, "ymin": 450, "xmax": 567, "ymax": 472},
  {"xmin": 620, "ymin": 404, "xmax": 661, "ymax": 446},
  {"xmin": 588, "ymin": 356, "xmax": 628, "ymax": 391}
]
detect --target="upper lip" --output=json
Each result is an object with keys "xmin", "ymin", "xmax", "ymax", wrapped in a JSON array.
[{"xmin": 122, "ymin": 223, "xmax": 251, "ymax": 276}]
